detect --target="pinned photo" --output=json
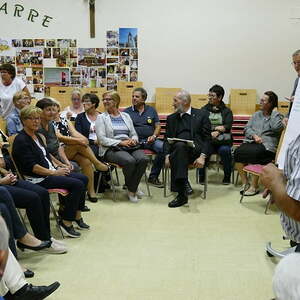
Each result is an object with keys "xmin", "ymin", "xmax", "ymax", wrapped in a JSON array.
[
  {"xmin": 107, "ymin": 48, "xmax": 119, "ymax": 57},
  {"xmin": 46, "ymin": 39, "xmax": 56, "ymax": 47},
  {"xmin": 97, "ymin": 66, "xmax": 106, "ymax": 78},
  {"xmin": 57, "ymin": 39, "xmax": 70, "ymax": 48},
  {"xmin": 130, "ymin": 60, "xmax": 138, "ymax": 70},
  {"xmin": 119, "ymin": 28, "xmax": 137, "ymax": 48},
  {"xmin": 107, "ymin": 57, "xmax": 118, "ymax": 64},
  {"xmin": 119, "ymin": 74, "xmax": 128, "ymax": 81},
  {"xmin": 130, "ymin": 48, "xmax": 138, "ymax": 60},
  {"xmin": 97, "ymin": 77, "xmax": 107, "ymax": 88},
  {"xmin": 44, "ymin": 48, "xmax": 51, "ymax": 59},
  {"xmin": 12, "ymin": 39, "xmax": 22, "ymax": 47},
  {"xmin": 120, "ymin": 56, "xmax": 130, "ymax": 65},
  {"xmin": 22, "ymin": 39, "xmax": 34, "ymax": 47},
  {"xmin": 68, "ymin": 58, "xmax": 78, "ymax": 68},
  {"xmin": 70, "ymin": 48, "xmax": 77, "ymax": 58},
  {"xmin": 119, "ymin": 48, "xmax": 130, "ymax": 56},
  {"xmin": 17, "ymin": 66, "xmax": 26, "ymax": 75},
  {"xmin": 78, "ymin": 48, "xmax": 106, "ymax": 66},
  {"xmin": 52, "ymin": 48, "xmax": 60, "ymax": 59},
  {"xmin": 106, "ymin": 30, "xmax": 119, "ymax": 47},
  {"xmin": 116, "ymin": 65, "xmax": 129, "ymax": 75},
  {"xmin": 107, "ymin": 64, "xmax": 116, "ymax": 74},
  {"xmin": 70, "ymin": 39, "xmax": 77, "ymax": 47},
  {"xmin": 130, "ymin": 71, "xmax": 138, "ymax": 82},
  {"xmin": 34, "ymin": 39, "xmax": 45, "ymax": 47},
  {"xmin": 0, "ymin": 56, "xmax": 15, "ymax": 65}
]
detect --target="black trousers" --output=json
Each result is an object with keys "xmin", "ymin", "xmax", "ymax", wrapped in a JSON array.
[
  {"xmin": 169, "ymin": 142, "xmax": 201, "ymax": 193},
  {"xmin": 0, "ymin": 187, "xmax": 27, "ymax": 258},
  {"xmin": 38, "ymin": 173, "xmax": 88, "ymax": 221},
  {"xmin": 4, "ymin": 180, "xmax": 51, "ymax": 241}
]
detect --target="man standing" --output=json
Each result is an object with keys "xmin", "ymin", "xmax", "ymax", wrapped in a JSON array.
[
  {"xmin": 164, "ymin": 90, "xmax": 211, "ymax": 208},
  {"xmin": 283, "ymin": 49, "xmax": 300, "ymax": 126},
  {"xmin": 124, "ymin": 88, "xmax": 164, "ymax": 187},
  {"xmin": 261, "ymin": 134, "xmax": 300, "ymax": 246}
]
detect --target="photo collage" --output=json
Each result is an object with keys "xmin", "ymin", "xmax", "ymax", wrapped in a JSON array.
[{"xmin": 0, "ymin": 28, "xmax": 138, "ymax": 96}]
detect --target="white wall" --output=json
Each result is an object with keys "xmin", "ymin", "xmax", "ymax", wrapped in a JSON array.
[{"xmin": 1, "ymin": 0, "xmax": 300, "ymax": 102}]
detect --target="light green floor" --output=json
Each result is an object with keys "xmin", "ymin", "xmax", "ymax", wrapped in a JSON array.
[{"xmin": 18, "ymin": 170, "xmax": 288, "ymax": 300}]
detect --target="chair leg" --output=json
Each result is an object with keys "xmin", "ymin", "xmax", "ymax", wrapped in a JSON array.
[
  {"xmin": 163, "ymin": 167, "xmax": 168, "ymax": 197},
  {"xmin": 96, "ymin": 171, "xmax": 103, "ymax": 194},
  {"xmin": 240, "ymin": 181, "xmax": 250, "ymax": 203},
  {"xmin": 109, "ymin": 167, "xmax": 117, "ymax": 201},
  {"xmin": 264, "ymin": 196, "xmax": 272, "ymax": 215},
  {"xmin": 144, "ymin": 173, "xmax": 151, "ymax": 197},
  {"xmin": 203, "ymin": 167, "xmax": 208, "ymax": 199},
  {"xmin": 115, "ymin": 168, "xmax": 120, "ymax": 186},
  {"xmin": 50, "ymin": 197, "xmax": 64, "ymax": 239}
]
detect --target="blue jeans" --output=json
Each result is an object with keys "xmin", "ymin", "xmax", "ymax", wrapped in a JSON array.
[
  {"xmin": 198, "ymin": 144, "xmax": 232, "ymax": 178},
  {"xmin": 141, "ymin": 139, "xmax": 165, "ymax": 179}
]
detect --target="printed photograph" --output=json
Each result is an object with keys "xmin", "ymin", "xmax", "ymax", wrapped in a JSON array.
[
  {"xmin": 130, "ymin": 48, "xmax": 138, "ymax": 60},
  {"xmin": 107, "ymin": 48, "xmax": 119, "ymax": 57},
  {"xmin": 97, "ymin": 66, "xmax": 106, "ymax": 78},
  {"xmin": 17, "ymin": 66, "xmax": 26, "ymax": 75},
  {"xmin": 44, "ymin": 48, "xmax": 52, "ymax": 59},
  {"xmin": 118, "ymin": 74, "xmax": 128, "ymax": 81},
  {"xmin": 107, "ymin": 57, "xmax": 118, "ymax": 64},
  {"xmin": 22, "ymin": 39, "xmax": 34, "ymax": 47},
  {"xmin": 130, "ymin": 59, "xmax": 138, "ymax": 70},
  {"xmin": 97, "ymin": 77, "xmax": 107, "ymax": 88},
  {"xmin": 12, "ymin": 39, "xmax": 22, "ymax": 47},
  {"xmin": 119, "ymin": 28, "xmax": 137, "ymax": 48},
  {"xmin": 130, "ymin": 70, "xmax": 138, "ymax": 82},
  {"xmin": 70, "ymin": 48, "xmax": 77, "ymax": 58},
  {"xmin": 52, "ymin": 48, "xmax": 60, "ymax": 59},
  {"xmin": 46, "ymin": 39, "xmax": 56, "ymax": 47},
  {"xmin": 0, "ymin": 56, "xmax": 15, "ymax": 65},
  {"xmin": 107, "ymin": 64, "xmax": 116, "ymax": 74},
  {"xmin": 34, "ymin": 39, "xmax": 45, "ymax": 47},
  {"xmin": 106, "ymin": 30, "xmax": 118, "ymax": 47},
  {"xmin": 119, "ymin": 48, "xmax": 130, "ymax": 56},
  {"xmin": 119, "ymin": 56, "xmax": 130, "ymax": 65},
  {"xmin": 57, "ymin": 39, "xmax": 70, "ymax": 48},
  {"xmin": 70, "ymin": 39, "xmax": 77, "ymax": 47}
]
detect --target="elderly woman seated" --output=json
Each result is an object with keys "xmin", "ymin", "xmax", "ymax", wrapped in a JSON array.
[
  {"xmin": 234, "ymin": 91, "xmax": 284, "ymax": 196},
  {"xmin": 12, "ymin": 106, "xmax": 90, "ymax": 238},
  {"xmin": 95, "ymin": 91, "xmax": 149, "ymax": 203},
  {"xmin": 60, "ymin": 88, "xmax": 84, "ymax": 121}
]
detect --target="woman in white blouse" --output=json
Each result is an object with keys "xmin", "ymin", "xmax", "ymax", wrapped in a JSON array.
[{"xmin": 0, "ymin": 64, "xmax": 31, "ymax": 119}]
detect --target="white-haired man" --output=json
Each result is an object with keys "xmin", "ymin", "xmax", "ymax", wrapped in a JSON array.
[
  {"xmin": 0, "ymin": 216, "xmax": 60, "ymax": 300},
  {"xmin": 164, "ymin": 89, "xmax": 211, "ymax": 207}
]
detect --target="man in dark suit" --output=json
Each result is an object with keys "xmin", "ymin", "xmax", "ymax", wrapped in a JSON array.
[{"xmin": 164, "ymin": 89, "xmax": 211, "ymax": 208}]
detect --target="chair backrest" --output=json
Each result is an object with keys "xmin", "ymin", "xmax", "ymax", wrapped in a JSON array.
[
  {"xmin": 7, "ymin": 134, "xmax": 24, "ymax": 179},
  {"xmin": 229, "ymin": 89, "xmax": 257, "ymax": 115}
]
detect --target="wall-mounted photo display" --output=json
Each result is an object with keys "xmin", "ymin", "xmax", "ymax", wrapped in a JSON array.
[
  {"xmin": 16, "ymin": 48, "xmax": 43, "ymax": 67},
  {"xmin": 130, "ymin": 59, "xmax": 138, "ymax": 71},
  {"xmin": 119, "ymin": 28, "xmax": 137, "ymax": 48},
  {"xmin": 119, "ymin": 48, "xmax": 130, "ymax": 56},
  {"xmin": 106, "ymin": 30, "xmax": 118, "ymax": 48},
  {"xmin": 44, "ymin": 67, "xmax": 70, "ymax": 86}
]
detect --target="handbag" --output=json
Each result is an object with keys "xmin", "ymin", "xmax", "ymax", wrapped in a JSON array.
[
  {"xmin": 212, "ymin": 133, "xmax": 232, "ymax": 145},
  {"xmin": 110, "ymin": 144, "xmax": 141, "ymax": 152}
]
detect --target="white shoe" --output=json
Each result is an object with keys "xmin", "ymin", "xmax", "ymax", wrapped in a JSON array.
[
  {"xmin": 128, "ymin": 192, "xmax": 139, "ymax": 203},
  {"xmin": 41, "ymin": 241, "xmax": 68, "ymax": 254},
  {"xmin": 51, "ymin": 237, "xmax": 66, "ymax": 246},
  {"xmin": 136, "ymin": 189, "xmax": 145, "ymax": 199}
]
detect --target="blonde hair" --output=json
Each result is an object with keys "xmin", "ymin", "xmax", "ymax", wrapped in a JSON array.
[
  {"xmin": 71, "ymin": 88, "xmax": 81, "ymax": 98},
  {"xmin": 13, "ymin": 91, "xmax": 29, "ymax": 104},
  {"xmin": 20, "ymin": 105, "xmax": 42, "ymax": 120},
  {"xmin": 103, "ymin": 91, "xmax": 121, "ymax": 108}
]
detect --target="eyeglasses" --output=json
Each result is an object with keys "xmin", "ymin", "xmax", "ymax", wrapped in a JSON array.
[
  {"xmin": 82, "ymin": 100, "xmax": 92, "ymax": 104},
  {"xmin": 292, "ymin": 61, "xmax": 300, "ymax": 66}
]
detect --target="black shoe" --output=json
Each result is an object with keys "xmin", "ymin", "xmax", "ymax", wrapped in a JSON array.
[
  {"xmin": 59, "ymin": 221, "xmax": 81, "ymax": 238},
  {"xmin": 184, "ymin": 181, "xmax": 193, "ymax": 195},
  {"xmin": 17, "ymin": 240, "xmax": 51, "ymax": 252},
  {"xmin": 148, "ymin": 177, "xmax": 164, "ymax": 188},
  {"xmin": 198, "ymin": 176, "xmax": 205, "ymax": 185},
  {"xmin": 168, "ymin": 195, "xmax": 188, "ymax": 208},
  {"xmin": 81, "ymin": 205, "xmax": 90, "ymax": 212},
  {"xmin": 14, "ymin": 282, "xmax": 60, "ymax": 300},
  {"xmin": 87, "ymin": 194, "xmax": 98, "ymax": 203},
  {"xmin": 222, "ymin": 176, "xmax": 231, "ymax": 185},
  {"xmin": 24, "ymin": 269, "xmax": 34, "ymax": 278},
  {"xmin": 75, "ymin": 218, "xmax": 90, "ymax": 230}
]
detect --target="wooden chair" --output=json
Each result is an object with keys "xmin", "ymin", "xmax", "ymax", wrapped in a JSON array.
[{"xmin": 7, "ymin": 134, "xmax": 68, "ymax": 238}]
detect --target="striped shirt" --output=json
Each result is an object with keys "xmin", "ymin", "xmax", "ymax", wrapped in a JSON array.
[
  {"xmin": 280, "ymin": 134, "xmax": 300, "ymax": 242},
  {"xmin": 110, "ymin": 115, "xmax": 130, "ymax": 140}
]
